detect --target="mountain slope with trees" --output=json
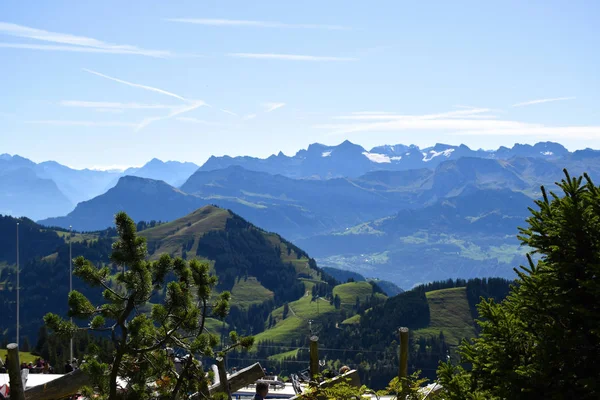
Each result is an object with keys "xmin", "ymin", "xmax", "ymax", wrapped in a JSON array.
[{"xmin": 0, "ymin": 205, "xmax": 331, "ymax": 346}]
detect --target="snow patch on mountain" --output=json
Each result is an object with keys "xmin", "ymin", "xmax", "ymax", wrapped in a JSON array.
[
  {"xmin": 423, "ymin": 148, "xmax": 455, "ymax": 162},
  {"xmin": 541, "ymin": 151, "xmax": 553, "ymax": 156},
  {"xmin": 322, "ymin": 151, "xmax": 332, "ymax": 157},
  {"xmin": 362, "ymin": 152, "xmax": 391, "ymax": 163}
]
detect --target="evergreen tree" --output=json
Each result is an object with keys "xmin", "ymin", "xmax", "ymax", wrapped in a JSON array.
[
  {"xmin": 333, "ymin": 294, "xmax": 341, "ymax": 310},
  {"xmin": 44, "ymin": 212, "xmax": 253, "ymax": 399},
  {"xmin": 21, "ymin": 336, "xmax": 30, "ymax": 352},
  {"xmin": 438, "ymin": 170, "xmax": 600, "ymax": 399}
]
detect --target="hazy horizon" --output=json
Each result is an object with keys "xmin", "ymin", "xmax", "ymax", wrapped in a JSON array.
[
  {"xmin": 3, "ymin": 138, "xmax": 596, "ymax": 171},
  {"xmin": 1, "ymin": 0, "xmax": 599, "ymax": 169}
]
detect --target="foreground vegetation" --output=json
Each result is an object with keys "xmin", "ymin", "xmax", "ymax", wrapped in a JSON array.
[
  {"xmin": 45, "ymin": 212, "xmax": 253, "ymax": 399},
  {"xmin": 437, "ymin": 170, "xmax": 600, "ymax": 399}
]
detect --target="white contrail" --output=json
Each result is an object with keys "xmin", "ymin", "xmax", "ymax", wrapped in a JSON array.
[
  {"xmin": 512, "ymin": 97, "xmax": 575, "ymax": 107},
  {"xmin": 83, "ymin": 69, "xmax": 188, "ymax": 101}
]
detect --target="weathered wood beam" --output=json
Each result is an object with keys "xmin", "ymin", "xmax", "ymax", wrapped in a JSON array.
[
  {"xmin": 190, "ymin": 362, "xmax": 264, "ymax": 399},
  {"xmin": 23, "ymin": 369, "xmax": 90, "ymax": 400}
]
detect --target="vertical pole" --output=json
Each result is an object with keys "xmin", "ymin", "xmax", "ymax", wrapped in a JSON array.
[
  {"xmin": 16, "ymin": 222, "xmax": 19, "ymax": 347},
  {"xmin": 69, "ymin": 225, "xmax": 73, "ymax": 364},
  {"xmin": 6, "ymin": 343, "xmax": 26, "ymax": 400},
  {"xmin": 216, "ymin": 356, "xmax": 232, "ymax": 400},
  {"xmin": 398, "ymin": 327, "xmax": 409, "ymax": 380},
  {"xmin": 309, "ymin": 335, "xmax": 319, "ymax": 379}
]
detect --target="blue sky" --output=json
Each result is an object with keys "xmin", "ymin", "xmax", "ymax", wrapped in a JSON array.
[{"xmin": 1, "ymin": 0, "xmax": 598, "ymax": 169}]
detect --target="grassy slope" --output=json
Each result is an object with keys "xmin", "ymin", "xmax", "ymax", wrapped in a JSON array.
[
  {"xmin": 414, "ymin": 287, "xmax": 476, "ymax": 345},
  {"xmin": 254, "ymin": 281, "xmax": 336, "ymax": 344},
  {"xmin": 337, "ymin": 287, "xmax": 476, "ymax": 345},
  {"xmin": 231, "ymin": 277, "xmax": 274, "ymax": 309},
  {"xmin": 256, "ymin": 281, "xmax": 394, "ymax": 343},
  {"xmin": 269, "ymin": 348, "xmax": 299, "ymax": 361},
  {"xmin": 0, "ymin": 349, "xmax": 37, "ymax": 364},
  {"xmin": 142, "ymin": 205, "xmax": 229, "ymax": 258},
  {"xmin": 204, "ymin": 318, "xmax": 230, "ymax": 334},
  {"xmin": 333, "ymin": 281, "xmax": 378, "ymax": 311},
  {"xmin": 341, "ymin": 314, "xmax": 361, "ymax": 325}
]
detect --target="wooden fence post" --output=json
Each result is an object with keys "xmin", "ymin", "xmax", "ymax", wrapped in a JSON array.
[
  {"xmin": 6, "ymin": 343, "xmax": 26, "ymax": 400},
  {"xmin": 399, "ymin": 327, "xmax": 409, "ymax": 380},
  {"xmin": 309, "ymin": 335, "xmax": 319, "ymax": 380},
  {"xmin": 216, "ymin": 356, "xmax": 232, "ymax": 400}
]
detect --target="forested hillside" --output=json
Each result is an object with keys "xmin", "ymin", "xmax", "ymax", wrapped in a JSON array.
[
  {"xmin": 228, "ymin": 277, "xmax": 512, "ymax": 388},
  {"xmin": 0, "ymin": 206, "xmax": 333, "ymax": 346}
]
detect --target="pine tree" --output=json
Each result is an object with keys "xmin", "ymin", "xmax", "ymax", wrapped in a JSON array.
[
  {"xmin": 44, "ymin": 212, "xmax": 254, "ymax": 399},
  {"xmin": 438, "ymin": 170, "xmax": 600, "ymax": 399}
]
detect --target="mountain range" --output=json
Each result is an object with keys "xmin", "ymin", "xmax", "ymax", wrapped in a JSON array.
[
  {"xmin": 200, "ymin": 140, "xmax": 573, "ymax": 178},
  {"xmin": 5, "ymin": 140, "xmax": 600, "ymax": 287},
  {"xmin": 1, "ymin": 140, "xmax": 587, "ymax": 220},
  {"xmin": 0, "ymin": 154, "xmax": 199, "ymax": 220}
]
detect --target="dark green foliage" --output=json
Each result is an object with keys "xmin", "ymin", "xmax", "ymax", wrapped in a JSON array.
[
  {"xmin": 32, "ymin": 326, "xmax": 114, "ymax": 373},
  {"xmin": 438, "ymin": 170, "xmax": 600, "ymax": 399},
  {"xmin": 227, "ymin": 300, "xmax": 274, "ymax": 335},
  {"xmin": 195, "ymin": 214, "xmax": 305, "ymax": 302},
  {"xmin": 333, "ymin": 294, "xmax": 341, "ymax": 309},
  {"xmin": 367, "ymin": 279, "xmax": 404, "ymax": 296},
  {"xmin": 0, "ymin": 236, "xmax": 114, "ymax": 344},
  {"xmin": 321, "ymin": 267, "xmax": 366, "ymax": 283},
  {"xmin": 0, "ymin": 215, "xmax": 63, "ymax": 264},
  {"xmin": 282, "ymin": 303, "xmax": 290, "ymax": 320}
]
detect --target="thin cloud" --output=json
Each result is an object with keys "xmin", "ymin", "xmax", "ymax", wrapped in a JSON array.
[
  {"xmin": 60, "ymin": 100, "xmax": 179, "ymax": 110},
  {"xmin": 166, "ymin": 18, "xmax": 347, "ymax": 30},
  {"xmin": 263, "ymin": 102, "xmax": 286, "ymax": 113},
  {"xmin": 80, "ymin": 69, "xmax": 209, "ymax": 131},
  {"xmin": 25, "ymin": 120, "xmax": 137, "ymax": 127},
  {"xmin": 220, "ymin": 108, "xmax": 238, "ymax": 117},
  {"xmin": 336, "ymin": 108, "xmax": 493, "ymax": 121},
  {"xmin": 243, "ymin": 113, "xmax": 257, "ymax": 120},
  {"xmin": 135, "ymin": 101, "xmax": 207, "ymax": 132},
  {"xmin": 83, "ymin": 69, "xmax": 189, "ymax": 102},
  {"xmin": 0, "ymin": 22, "xmax": 170, "ymax": 58},
  {"xmin": 228, "ymin": 53, "xmax": 357, "ymax": 62},
  {"xmin": 352, "ymin": 111, "xmax": 398, "ymax": 115},
  {"xmin": 512, "ymin": 97, "xmax": 575, "ymax": 107},
  {"xmin": 177, "ymin": 117, "xmax": 227, "ymax": 126},
  {"xmin": 315, "ymin": 108, "xmax": 600, "ymax": 139},
  {"xmin": 95, "ymin": 109, "xmax": 125, "ymax": 114}
]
